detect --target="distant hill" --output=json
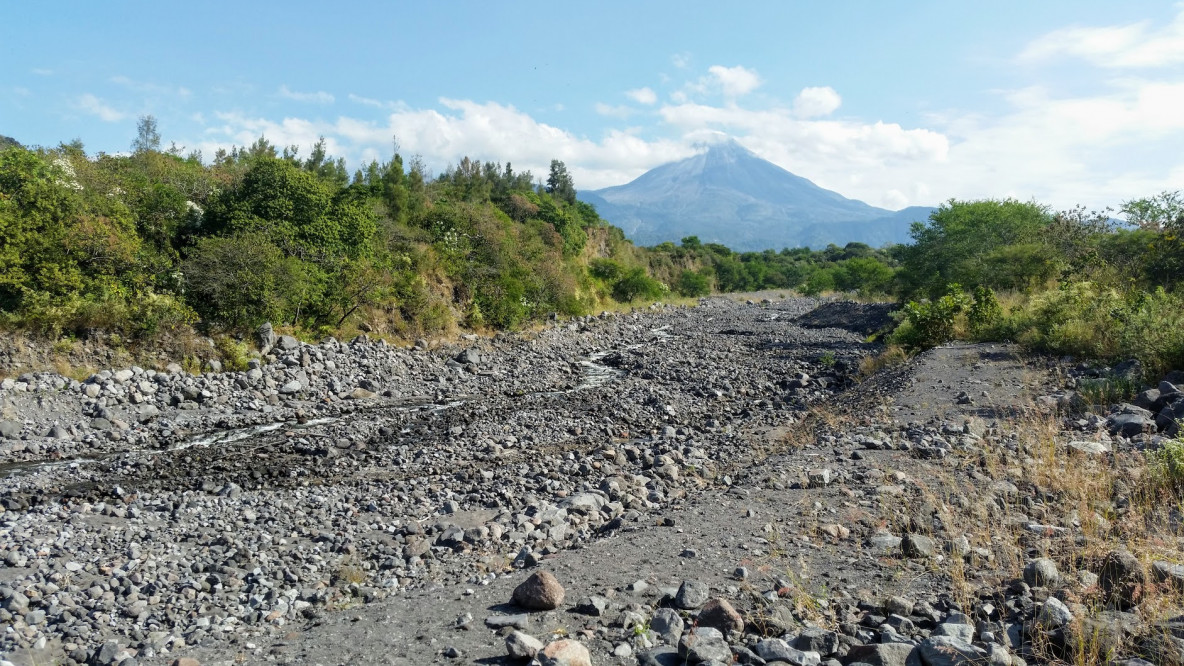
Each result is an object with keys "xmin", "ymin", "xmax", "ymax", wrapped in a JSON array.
[{"xmin": 580, "ymin": 140, "xmax": 933, "ymax": 251}]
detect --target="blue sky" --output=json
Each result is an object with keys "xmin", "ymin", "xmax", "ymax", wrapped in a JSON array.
[{"xmin": 5, "ymin": 1, "xmax": 1183, "ymax": 210}]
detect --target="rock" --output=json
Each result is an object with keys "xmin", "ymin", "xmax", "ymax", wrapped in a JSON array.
[
  {"xmin": 807, "ymin": 468, "xmax": 832, "ymax": 487},
  {"xmin": 485, "ymin": 614, "xmax": 530, "ymax": 630},
  {"xmin": 637, "ymin": 647, "xmax": 680, "ymax": 666},
  {"xmin": 650, "ymin": 607, "xmax": 684, "ymax": 644},
  {"xmin": 674, "ymin": 580, "xmax": 710, "ymax": 609},
  {"xmin": 932, "ymin": 623, "xmax": 974, "ymax": 643},
  {"xmin": 512, "ymin": 571, "xmax": 565, "ymax": 610},
  {"xmin": 866, "ymin": 531, "xmax": 902, "ymax": 553},
  {"xmin": 1099, "ymin": 549, "xmax": 1145, "ymax": 609},
  {"xmin": 1107, "ymin": 410, "xmax": 1156, "ymax": 437},
  {"xmin": 276, "ymin": 335, "xmax": 300, "ymax": 351},
  {"xmin": 917, "ymin": 636, "xmax": 990, "ymax": 665},
  {"xmin": 1152, "ymin": 560, "xmax": 1184, "ymax": 591},
  {"xmin": 1036, "ymin": 597, "xmax": 1074, "ymax": 629},
  {"xmin": 538, "ymin": 639, "xmax": 591, "ymax": 666},
  {"xmin": 0, "ymin": 421, "xmax": 19, "ymax": 438},
  {"xmin": 1024, "ymin": 558, "xmax": 1059, "ymax": 588},
  {"xmin": 755, "ymin": 638, "xmax": 821, "ymax": 665},
  {"xmin": 574, "ymin": 595, "xmax": 608, "ymax": 616},
  {"xmin": 678, "ymin": 627, "xmax": 733, "ymax": 664},
  {"xmin": 170, "ymin": 660, "xmax": 201, "ymax": 666},
  {"xmin": 455, "ymin": 348, "xmax": 482, "ymax": 365},
  {"xmin": 884, "ymin": 596, "xmax": 914, "ymax": 616},
  {"xmin": 697, "ymin": 598, "xmax": 744, "ymax": 634},
  {"xmin": 845, "ymin": 642, "xmax": 916, "ymax": 666},
  {"xmin": 902, "ymin": 534, "xmax": 936, "ymax": 558},
  {"xmin": 348, "ymin": 387, "xmax": 377, "ymax": 400},
  {"xmin": 791, "ymin": 628, "xmax": 839, "ymax": 656},
  {"xmin": 256, "ymin": 322, "xmax": 277, "ymax": 352},
  {"xmin": 279, "ymin": 380, "xmax": 303, "ymax": 394},
  {"xmin": 1066, "ymin": 440, "xmax": 1111, "ymax": 455},
  {"xmin": 505, "ymin": 631, "xmax": 544, "ymax": 659}
]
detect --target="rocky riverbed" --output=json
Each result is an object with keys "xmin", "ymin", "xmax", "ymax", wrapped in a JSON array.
[{"xmin": 2, "ymin": 297, "xmax": 1183, "ymax": 666}]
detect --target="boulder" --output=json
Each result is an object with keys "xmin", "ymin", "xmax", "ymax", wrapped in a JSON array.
[
  {"xmin": 1099, "ymin": 549, "xmax": 1145, "ymax": 609},
  {"xmin": 512, "ymin": 571, "xmax": 565, "ymax": 610},
  {"xmin": 538, "ymin": 639, "xmax": 591, "ymax": 666},
  {"xmin": 697, "ymin": 598, "xmax": 744, "ymax": 634}
]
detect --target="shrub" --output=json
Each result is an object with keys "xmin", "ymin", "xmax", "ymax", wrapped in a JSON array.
[
  {"xmin": 589, "ymin": 258, "xmax": 624, "ymax": 281},
  {"xmin": 675, "ymin": 270, "xmax": 711, "ymax": 297},
  {"xmin": 1147, "ymin": 438, "xmax": 1184, "ymax": 501},
  {"xmin": 891, "ymin": 284, "xmax": 970, "ymax": 351},
  {"xmin": 966, "ymin": 285, "xmax": 1002, "ymax": 336},
  {"xmin": 611, "ymin": 267, "xmax": 667, "ymax": 303}
]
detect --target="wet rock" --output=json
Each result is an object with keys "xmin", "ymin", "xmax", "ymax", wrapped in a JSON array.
[{"xmin": 512, "ymin": 571, "xmax": 565, "ymax": 610}]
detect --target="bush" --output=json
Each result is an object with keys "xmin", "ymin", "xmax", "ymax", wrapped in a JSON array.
[
  {"xmin": 891, "ymin": 284, "xmax": 970, "ymax": 351},
  {"xmin": 675, "ymin": 270, "xmax": 711, "ymax": 297},
  {"xmin": 1147, "ymin": 438, "xmax": 1184, "ymax": 500},
  {"xmin": 611, "ymin": 267, "xmax": 667, "ymax": 302},
  {"xmin": 589, "ymin": 258, "xmax": 624, "ymax": 281},
  {"xmin": 966, "ymin": 285, "xmax": 1002, "ymax": 336}
]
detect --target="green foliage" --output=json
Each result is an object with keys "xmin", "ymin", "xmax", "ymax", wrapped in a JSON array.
[
  {"xmin": 1147, "ymin": 438, "xmax": 1184, "ymax": 501},
  {"xmin": 674, "ymin": 270, "xmax": 711, "ymax": 297},
  {"xmin": 891, "ymin": 284, "xmax": 971, "ymax": 351},
  {"xmin": 589, "ymin": 258, "xmax": 624, "ymax": 282},
  {"xmin": 214, "ymin": 335, "xmax": 251, "ymax": 372},
  {"xmin": 900, "ymin": 199, "xmax": 1054, "ymax": 298},
  {"xmin": 612, "ymin": 267, "xmax": 667, "ymax": 302},
  {"xmin": 966, "ymin": 285, "xmax": 1002, "ymax": 335}
]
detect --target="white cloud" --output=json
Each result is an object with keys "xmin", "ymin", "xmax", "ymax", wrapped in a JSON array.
[
  {"xmin": 348, "ymin": 93, "xmax": 407, "ymax": 110},
  {"xmin": 1019, "ymin": 7, "xmax": 1184, "ymax": 68},
  {"xmin": 792, "ymin": 86, "xmax": 842, "ymax": 118},
  {"xmin": 671, "ymin": 52, "xmax": 691, "ymax": 69},
  {"xmin": 707, "ymin": 65, "xmax": 762, "ymax": 97},
  {"xmin": 595, "ymin": 103, "xmax": 635, "ymax": 118},
  {"xmin": 626, "ymin": 87, "xmax": 658, "ymax": 105},
  {"xmin": 76, "ymin": 94, "xmax": 126, "ymax": 122},
  {"xmin": 195, "ymin": 99, "xmax": 694, "ymax": 189},
  {"xmin": 278, "ymin": 85, "xmax": 334, "ymax": 104}
]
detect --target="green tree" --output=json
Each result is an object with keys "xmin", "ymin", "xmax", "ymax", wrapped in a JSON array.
[
  {"xmin": 545, "ymin": 159, "xmax": 576, "ymax": 205},
  {"xmin": 132, "ymin": 115, "xmax": 161, "ymax": 153}
]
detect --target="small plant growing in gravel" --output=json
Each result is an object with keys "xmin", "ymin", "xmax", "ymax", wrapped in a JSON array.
[{"xmin": 818, "ymin": 351, "xmax": 836, "ymax": 368}]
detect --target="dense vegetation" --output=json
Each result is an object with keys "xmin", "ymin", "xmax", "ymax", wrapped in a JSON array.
[
  {"xmin": 889, "ymin": 195, "xmax": 1184, "ymax": 379},
  {"xmin": 2, "ymin": 121, "xmax": 1181, "ymax": 378},
  {"xmin": 0, "ymin": 121, "xmax": 903, "ymax": 343}
]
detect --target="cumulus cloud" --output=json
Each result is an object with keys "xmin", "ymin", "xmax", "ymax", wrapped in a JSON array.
[
  {"xmin": 1018, "ymin": 7, "xmax": 1184, "ymax": 68},
  {"xmin": 196, "ymin": 98, "xmax": 694, "ymax": 189},
  {"xmin": 76, "ymin": 94, "xmax": 125, "ymax": 122},
  {"xmin": 626, "ymin": 87, "xmax": 658, "ymax": 105},
  {"xmin": 792, "ymin": 86, "xmax": 842, "ymax": 118},
  {"xmin": 707, "ymin": 65, "xmax": 762, "ymax": 97},
  {"xmin": 278, "ymin": 85, "xmax": 334, "ymax": 104}
]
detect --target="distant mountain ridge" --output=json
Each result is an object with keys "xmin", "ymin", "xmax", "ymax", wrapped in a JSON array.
[{"xmin": 580, "ymin": 140, "xmax": 933, "ymax": 251}]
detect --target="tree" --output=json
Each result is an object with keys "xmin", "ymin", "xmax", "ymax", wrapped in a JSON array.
[
  {"xmin": 1121, "ymin": 191, "xmax": 1184, "ymax": 232},
  {"xmin": 545, "ymin": 159, "xmax": 576, "ymax": 204},
  {"xmin": 132, "ymin": 115, "xmax": 161, "ymax": 153}
]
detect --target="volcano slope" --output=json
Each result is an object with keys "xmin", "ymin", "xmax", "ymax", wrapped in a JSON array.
[{"xmin": 2, "ymin": 298, "xmax": 1183, "ymax": 666}]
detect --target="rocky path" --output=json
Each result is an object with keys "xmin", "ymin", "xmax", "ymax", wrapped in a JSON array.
[{"xmin": 3, "ymin": 298, "xmax": 1183, "ymax": 666}]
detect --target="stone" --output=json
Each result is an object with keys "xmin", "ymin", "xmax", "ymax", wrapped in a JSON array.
[
  {"xmin": 1037, "ymin": 597, "xmax": 1074, "ymax": 629},
  {"xmin": 1099, "ymin": 549, "xmax": 1145, "ymax": 609},
  {"xmin": 807, "ymin": 468, "xmax": 832, "ymax": 487},
  {"xmin": 755, "ymin": 638, "xmax": 821, "ymax": 665},
  {"xmin": 276, "ymin": 335, "xmax": 300, "ymax": 351},
  {"xmin": 902, "ymin": 534, "xmax": 936, "ymax": 558},
  {"xmin": 678, "ymin": 627, "xmax": 733, "ymax": 664},
  {"xmin": 485, "ymin": 614, "xmax": 529, "ymax": 630},
  {"xmin": 1107, "ymin": 411, "xmax": 1156, "ymax": 437},
  {"xmin": 650, "ymin": 607, "xmax": 684, "ymax": 644},
  {"xmin": 674, "ymin": 580, "xmax": 710, "ymax": 609},
  {"xmin": 538, "ymin": 639, "xmax": 591, "ymax": 666},
  {"xmin": 791, "ymin": 628, "xmax": 839, "ymax": 656},
  {"xmin": 917, "ymin": 636, "xmax": 990, "ymax": 665},
  {"xmin": 256, "ymin": 322, "xmax": 277, "ymax": 352},
  {"xmin": 1024, "ymin": 558, "xmax": 1059, "ymax": 588},
  {"xmin": 279, "ymin": 380, "xmax": 303, "ymax": 394},
  {"xmin": 845, "ymin": 642, "xmax": 916, "ymax": 666},
  {"xmin": 1066, "ymin": 440, "xmax": 1111, "ymax": 455},
  {"xmin": 0, "ymin": 421, "xmax": 19, "ymax": 438},
  {"xmin": 574, "ymin": 595, "xmax": 608, "ymax": 616},
  {"xmin": 637, "ymin": 647, "xmax": 680, "ymax": 666},
  {"xmin": 1152, "ymin": 560, "xmax": 1184, "ymax": 591},
  {"xmin": 866, "ymin": 531, "xmax": 902, "ymax": 553},
  {"xmin": 170, "ymin": 660, "xmax": 201, "ymax": 666},
  {"xmin": 932, "ymin": 623, "xmax": 975, "ymax": 643},
  {"xmin": 505, "ymin": 631, "xmax": 544, "ymax": 659},
  {"xmin": 697, "ymin": 598, "xmax": 744, "ymax": 634},
  {"xmin": 348, "ymin": 387, "xmax": 377, "ymax": 400},
  {"xmin": 512, "ymin": 571, "xmax": 565, "ymax": 610}
]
